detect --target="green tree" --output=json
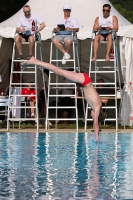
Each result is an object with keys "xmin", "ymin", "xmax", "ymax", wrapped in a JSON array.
[
  {"xmin": 0, "ymin": 0, "xmax": 28, "ymax": 23},
  {"xmin": 110, "ymin": 0, "xmax": 133, "ymax": 23}
]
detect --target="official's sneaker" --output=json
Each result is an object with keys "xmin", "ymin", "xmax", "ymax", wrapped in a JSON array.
[
  {"xmin": 17, "ymin": 55, "xmax": 23, "ymax": 60},
  {"xmin": 62, "ymin": 53, "xmax": 71, "ymax": 64}
]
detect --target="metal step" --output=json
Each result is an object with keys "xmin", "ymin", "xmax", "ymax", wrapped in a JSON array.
[
  {"xmin": 47, "ymin": 106, "xmax": 77, "ymax": 109},
  {"xmin": 90, "ymin": 71, "xmax": 115, "ymax": 73},
  {"xmin": 91, "ymin": 59, "xmax": 115, "ymax": 61},
  {"xmin": 11, "ymin": 71, "xmax": 35, "ymax": 73}
]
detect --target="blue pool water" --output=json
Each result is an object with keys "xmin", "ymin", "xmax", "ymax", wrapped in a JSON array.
[{"xmin": 0, "ymin": 132, "xmax": 133, "ymax": 200}]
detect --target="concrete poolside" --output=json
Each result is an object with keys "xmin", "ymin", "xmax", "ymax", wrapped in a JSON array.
[{"xmin": 0, "ymin": 128, "xmax": 133, "ymax": 133}]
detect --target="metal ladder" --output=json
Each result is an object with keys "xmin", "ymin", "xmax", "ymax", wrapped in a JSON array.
[
  {"xmin": 46, "ymin": 31, "xmax": 85, "ymax": 130},
  {"xmin": 7, "ymin": 33, "xmax": 45, "ymax": 131},
  {"xmin": 85, "ymin": 31, "xmax": 122, "ymax": 131}
]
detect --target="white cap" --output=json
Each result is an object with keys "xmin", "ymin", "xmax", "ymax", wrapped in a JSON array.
[{"xmin": 63, "ymin": 4, "xmax": 72, "ymax": 10}]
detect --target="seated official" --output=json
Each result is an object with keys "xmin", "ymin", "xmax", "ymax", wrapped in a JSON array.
[
  {"xmin": 15, "ymin": 4, "xmax": 45, "ymax": 60},
  {"xmin": 21, "ymin": 82, "xmax": 36, "ymax": 119},
  {"xmin": 53, "ymin": 4, "xmax": 79, "ymax": 65},
  {"xmin": 92, "ymin": 4, "xmax": 118, "ymax": 61}
]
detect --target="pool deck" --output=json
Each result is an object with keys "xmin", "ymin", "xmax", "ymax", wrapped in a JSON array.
[{"xmin": 0, "ymin": 128, "xmax": 133, "ymax": 133}]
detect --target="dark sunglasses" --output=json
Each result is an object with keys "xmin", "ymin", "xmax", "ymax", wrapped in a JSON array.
[
  {"xmin": 103, "ymin": 9, "xmax": 110, "ymax": 13},
  {"xmin": 64, "ymin": 9, "xmax": 71, "ymax": 12},
  {"xmin": 24, "ymin": 11, "xmax": 30, "ymax": 14}
]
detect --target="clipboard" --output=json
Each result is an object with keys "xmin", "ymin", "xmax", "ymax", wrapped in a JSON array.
[{"xmin": 57, "ymin": 24, "xmax": 65, "ymax": 31}]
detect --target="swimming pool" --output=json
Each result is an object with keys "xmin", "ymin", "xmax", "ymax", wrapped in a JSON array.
[{"xmin": 0, "ymin": 132, "xmax": 133, "ymax": 200}]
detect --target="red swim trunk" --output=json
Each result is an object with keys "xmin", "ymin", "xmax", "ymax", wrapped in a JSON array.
[{"xmin": 79, "ymin": 73, "xmax": 91, "ymax": 87}]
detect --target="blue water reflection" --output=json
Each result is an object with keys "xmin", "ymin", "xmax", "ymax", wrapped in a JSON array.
[{"xmin": 0, "ymin": 132, "xmax": 133, "ymax": 199}]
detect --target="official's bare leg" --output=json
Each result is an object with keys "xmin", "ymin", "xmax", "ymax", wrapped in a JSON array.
[
  {"xmin": 92, "ymin": 34, "xmax": 104, "ymax": 61},
  {"xmin": 15, "ymin": 35, "xmax": 26, "ymax": 55},
  {"xmin": 105, "ymin": 34, "xmax": 112, "ymax": 61},
  {"xmin": 28, "ymin": 35, "xmax": 35, "ymax": 56}
]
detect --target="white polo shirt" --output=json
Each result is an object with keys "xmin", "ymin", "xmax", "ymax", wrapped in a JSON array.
[
  {"xmin": 54, "ymin": 16, "xmax": 79, "ymax": 28},
  {"xmin": 17, "ymin": 14, "xmax": 43, "ymax": 34}
]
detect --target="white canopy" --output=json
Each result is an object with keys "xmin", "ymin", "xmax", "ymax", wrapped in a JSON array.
[
  {"xmin": 0, "ymin": 0, "xmax": 132, "ymax": 39},
  {"xmin": 0, "ymin": 0, "xmax": 133, "ymax": 126}
]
